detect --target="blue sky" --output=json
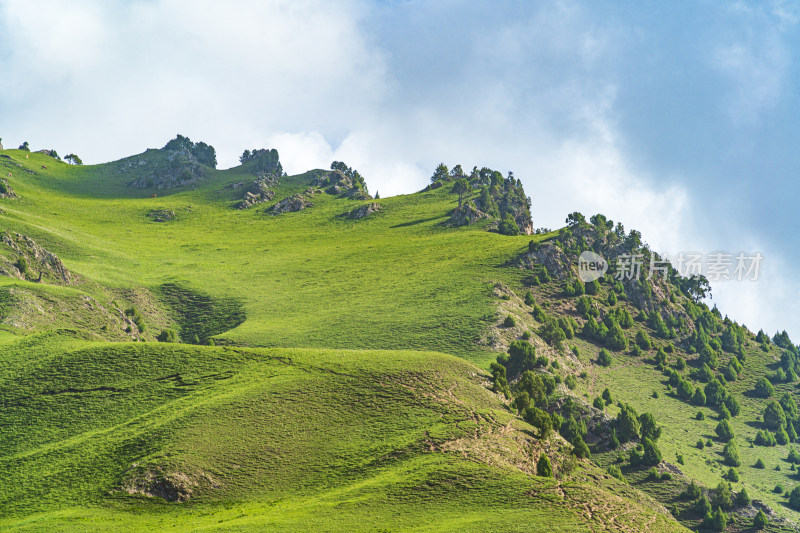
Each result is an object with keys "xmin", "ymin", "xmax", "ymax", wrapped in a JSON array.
[{"xmin": 1, "ymin": 0, "xmax": 798, "ymax": 339}]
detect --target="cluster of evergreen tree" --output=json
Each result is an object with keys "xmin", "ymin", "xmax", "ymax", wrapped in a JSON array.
[
  {"xmin": 754, "ymin": 393, "xmax": 800, "ymax": 446},
  {"xmin": 582, "ymin": 314, "xmax": 628, "ymax": 351},
  {"xmin": 239, "ymin": 148, "xmax": 283, "ymax": 176},
  {"xmin": 164, "ymin": 134, "xmax": 217, "ymax": 168},
  {"xmin": 430, "ymin": 163, "xmax": 531, "ymax": 235},
  {"xmin": 330, "ymin": 161, "xmax": 368, "ymax": 193}
]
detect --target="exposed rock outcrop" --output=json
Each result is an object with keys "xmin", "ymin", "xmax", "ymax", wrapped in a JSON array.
[
  {"xmin": 314, "ymin": 170, "xmax": 372, "ymax": 200},
  {"xmin": 128, "ymin": 136, "xmax": 217, "ymax": 190},
  {"xmin": 0, "ymin": 231, "xmax": 74, "ymax": 284},
  {"xmin": 345, "ymin": 202, "xmax": 382, "ymax": 219},
  {"xmin": 146, "ymin": 209, "xmax": 176, "ymax": 222},
  {"xmin": 0, "ymin": 178, "xmax": 16, "ymax": 199},
  {"xmin": 518, "ymin": 242, "xmax": 573, "ymax": 281},
  {"xmin": 117, "ymin": 157, "xmax": 150, "ymax": 173},
  {"xmin": 128, "ymin": 150, "xmax": 206, "ymax": 190},
  {"xmin": 269, "ymin": 194, "xmax": 312, "ymax": 215},
  {"xmin": 446, "ymin": 203, "xmax": 490, "ymax": 227},
  {"xmin": 118, "ymin": 465, "xmax": 219, "ymax": 502},
  {"xmin": 235, "ymin": 176, "xmax": 278, "ymax": 209}
]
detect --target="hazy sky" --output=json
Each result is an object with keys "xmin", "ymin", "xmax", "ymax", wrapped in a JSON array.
[{"xmin": 1, "ymin": 0, "xmax": 799, "ymax": 340}]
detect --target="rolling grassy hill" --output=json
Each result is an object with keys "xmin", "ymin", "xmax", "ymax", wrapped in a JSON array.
[{"xmin": 0, "ymin": 141, "xmax": 796, "ymax": 531}]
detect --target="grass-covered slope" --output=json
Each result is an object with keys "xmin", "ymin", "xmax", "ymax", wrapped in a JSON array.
[
  {"xmin": 0, "ymin": 148, "xmax": 534, "ymax": 363},
  {"xmin": 1, "ymin": 143, "xmax": 791, "ymax": 531},
  {"xmin": 0, "ymin": 334, "xmax": 683, "ymax": 532}
]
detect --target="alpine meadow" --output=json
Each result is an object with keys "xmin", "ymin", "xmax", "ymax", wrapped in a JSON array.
[{"xmin": 0, "ymin": 136, "xmax": 798, "ymax": 533}]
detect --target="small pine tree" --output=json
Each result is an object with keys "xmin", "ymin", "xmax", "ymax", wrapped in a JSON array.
[
  {"xmin": 753, "ymin": 509, "xmax": 768, "ymax": 529},
  {"xmin": 723, "ymin": 440, "xmax": 740, "ymax": 467},
  {"xmin": 710, "ymin": 507, "xmax": 727, "ymax": 532},
  {"xmin": 572, "ymin": 435, "xmax": 591, "ymax": 458},
  {"xmin": 642, "ymin": 437, "xmax": 662, "ymax": 466},
  {"xmin": 790, "ymin": 486, "xmax": 800, "ymax": 510},
  {"xmin": 736, "ymin": 487, "xmax": 750, "ymax": 506},
  {"xmin": 609, "ymin": 427, "xmax": 620, "ymax": 449},
  {"xmin": 602, "ymin": 388, "xmax": 613, "ymax": 405},
  {"xmin": 597, "ymin": 348, "xmax": 612, "ymax": 367},
  {"xmin": 524, "ymin": 290, "xmax": 534, "ymax": 306},
  {"xmin": 536, "ymin": 454, "xmax": 553, "ymax": 477},
  {"xmin": 683, "ymin": 480, "xmax": 701, "ymax": 500},
  {"xmin": 713, "ymin": 481, "xmax": 733, "ymax": 510},
  {"xmin": 715, "ymin": 419, "xmax": 735, "ymax": 442}
]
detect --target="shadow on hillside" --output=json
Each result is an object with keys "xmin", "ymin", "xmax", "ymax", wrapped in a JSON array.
[
  {"xmin": 157, "ymin": 282, "xmax": 246, "ymax": 344},
  {"xmin": 390, "ymin": 215, "xmax": 443, "ymax": 228}
]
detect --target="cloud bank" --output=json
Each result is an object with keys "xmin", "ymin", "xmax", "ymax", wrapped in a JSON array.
[{"xmin": 1, "ymin": 0, "xmax": 799, "ymax": 339}]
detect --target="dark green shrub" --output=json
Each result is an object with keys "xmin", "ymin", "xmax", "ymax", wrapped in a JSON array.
[
  {"xmin": 755, "ymin": 429, "xmax": 777, "ymax": 447},
  {"xmin": 524, "ymin": 290, "xmax": 534, "ymax": 306},
  {"xmin": 14, "ymin": 256, "xmax": 28, "ymax": 275},
  {"xmin": 572, "ymin": 435, "xmax": 591, "ymax": 458},
  {"xmin": 682, "ymin": 480, "xmax": 701, "ymax": 500},
  {"xmin": 536, "ymin": 454, "xmax": 553, "ymax": 477},
  {"xmin": 606, "ymin": 464, "xmax": 625, "ymax": 482},
  {"xmin": 635, "ymin": 330, "xmax": 651, "ymax": 350},
  {"xmin": 754, "ymin": 509, "xmax": 768, "ymax": 529},
  {"xmin": 754, "ymin": 377, "xmax": 775, "ymax": 398},
  {"xmin": 524, "ymin": 406, "xmax": 553, "ymax": 438},
  {"xmin": 157, "ymin": 329, "xmax": 177, "ymax": 343},
  {"xmin": 715, "ymin": 419, "xmax": 735, "ymax": 442},
  {"xmin": 498, "ymin": 215, "xmax": 520, "ymax": 235},
  {"xmin": 736, "ymin": 487, "xmax": 750, "ymax": 506},
  {"xmin": 763, "ymin": 400, "xmax": 787, "ymax": 430},
  {"xmin": 723, "ymin": 440, "xmax": 740, "ymax": 466},
  {"xmin": 642, "ymin": 437, "xmax": 661, "ymax": 465},
  {"xmin": 713, "ymin": 481, "xmax": 733, "ymax": 510},
  {"xmin": 616, "ymin": 403, "xmax": 640, "ymax": 443}
]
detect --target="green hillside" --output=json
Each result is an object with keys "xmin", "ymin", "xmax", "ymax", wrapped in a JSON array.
[{"xmin": 0, "ymin": 139, "xmax": 796, "ymax": 531}]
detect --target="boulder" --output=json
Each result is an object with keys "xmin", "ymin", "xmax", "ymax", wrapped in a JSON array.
[
  {"xmin": 346, "ymin": 203, "xmax": 381, "ymax": 219},
  {"xmin": 146, "ymin": 209, "xmax": 176, "ymax": 222},
  {"xmin": 235, "ymin": 177, "xmax": 277, "ymax": 209},
  {"xmin": 269, "ymin": 194, "xmax": 312, "ymax": 215},
  {"xmin": 447, "ymin": 203, "xmax": 490, "ymax": 227}
]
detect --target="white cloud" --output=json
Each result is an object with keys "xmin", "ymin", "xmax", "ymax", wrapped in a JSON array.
[
  {"xmin": 0, "ymin": 0, "xmax": 387, "ymax": 166},
  {"xmin": 0, "ymin": 0, "xmax": 798, "ymax": 341},
  {"xmin": 713, "ymin": 3, "xmax": 795, "ymax": 125}
]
